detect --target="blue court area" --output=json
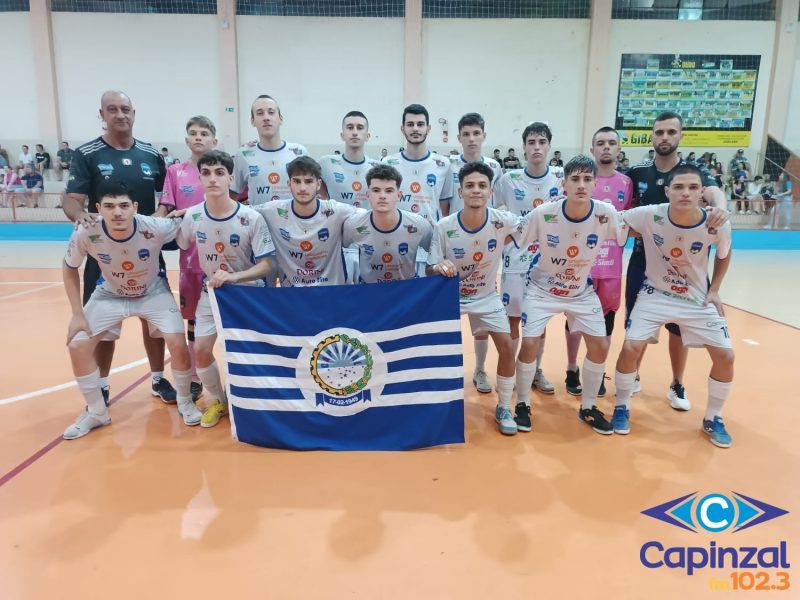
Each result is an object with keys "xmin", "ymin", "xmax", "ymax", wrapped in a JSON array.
[{"xmin": 2, "ymin": 222, "xmax": 798, "ymax": 250}]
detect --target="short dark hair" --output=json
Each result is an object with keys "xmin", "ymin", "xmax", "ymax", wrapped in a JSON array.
[
  {"xmin": 186, "ymin": 115, "xmax": 216, "ymax": 136},
  {"xmin": 366, "ymin": 164, "xmax": 402, "ymax": 187},
  {"xmin": 342, "ymin": 110, "xmax": 368, "ymax": 128},
  {"xmin": 754, "ymin": 175, "xmax": 763, "ymax": 181},
  {"xmin": 591, "ymin": 126, "xmax": 619, "ymax": 145},
  {"xmin": 457, "ymin": 112, "xmax": 485, "ymax": 132},
  {"xmin": 402, "ymin": 103, "xmax": 429, "ymax": 125},
  {"xmin": 161, "ymin": 147, "xmax": 168, "ymax": 152},
  {"xmin": 22, "ymin": 145, "xmax": 28, "ymax": 151},
  {"xmin": 665, "ymin": 163, "xmax": 703, "ymax": 185},
  {"xmin": 522, "ymin": 122, "xmax": 552, "ymax": 144},
  {"xmin": 493, "ymin": 148, "xmax": 500, "ymax": 153},
  {"xmin": 197, "ymin": 150, "xmax": 234, "ymax": 174},
  {"xmin": 458, "ymin": 161, "xmax": 494, "ymax": 185},
  {"xmin": 564, "ymin": 154, "xmax": 596, "ymax": 177},
  {"xmin": 96, "ymin": 178, "xmax": 132, "ymax": 201},
  {"xmin": 654, "ymin": 111, "xmax": 683, "ymax": 128},
  {"xmin": 251, "ymin": 94, "xmax": 281, "ymax": 118},
  {"xmin": 286, "ymin": 156, "xmax": 321, "ymax": 179},
  {"xmin": 36, "ymin": 144, "xmax": 43, "ymax": 150}
]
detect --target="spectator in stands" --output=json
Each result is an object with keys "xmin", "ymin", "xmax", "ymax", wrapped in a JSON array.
[
  {"xmin": 18, "ymin": 145, "xmax": 34, "ymax": 169},
  {"xmin": 19, "ymin": 164, "xmax": 43, "ymax": 208},
  {"xmin": 381, "ymin": 148, "xmax": 388, "ymax": 159},
  {"xmin": 56, "ymin": 141, "xmax": 73, "ymax": 181},
  {"xmin": 746, "ymin": 175, "xmax": 765, "ymax": 215},
  {"xmin": 0, "ymin": 167, "xmax": 22, "ymax": 207},
  {"xmin": 731, "ymin": 173, "xmax": 748, "ymax": 214},
  {"xmin": 686, "ymin": 151, "xmax": 696, "ymax": 163},
  {"xmin": 772, "ymin": 172, "xmax": 793, "ymax": 230},
  {"xmin": 503, "ymin": 148, "xmax": 520, "ymax": 170},
  {"xmin": 709, "ymin": 152, "xmax": 718, "ymax": 166},
  {"xmin": 729, "ymin": 149, "xmax": 750, "ymax": 174},
  {"xmin": 709, "ymin": 164, "xmax": 724, "ymax": 189},
  {"xmin": 647, "ymin": 149, "xmax": 655, "ymax": 161},
  {"xmin": 0, "ymin": 144, "xmax": 9, "ymax": 168},
  {"xmin": 161, "ymin": 146, "xmax": 174, "ymax": 165},
  {"xmin": 552, "ymin": 150, "xmax": 563, "ymax": 167},
  {"xmin": 34, "ymin": 144, "xmax": 50, "ymax": 177},
  {"xmin": 549, "ymin": 158, "xmax": 559, "ymax": 167}
]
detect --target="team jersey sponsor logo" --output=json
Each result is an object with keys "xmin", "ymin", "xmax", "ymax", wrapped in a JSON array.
[
  {"xmin": 230, "ymin": 234, "xmax": 240, "ymax": 247},
  {"xmin": 138, "ymin": 249, "xmax": 150, "ymax": 261},
  {"xmin": 215, "ymin": 242, "xmax": 225, "ymax": 253},
  {"xmin": 352, "ymin": 181, "xmax": 362, "ymax": 192},
  {"xmin": 618, "ymin": 190, "xmax": 625, "ymax": 201},
  {"xmin": 140, "ymin": 163, "xmax": 153, "ymax": 177},
  {"xmin": 318, "ymin": 228, "xmax": 329, "ymax": 241},
  {"xmin": 426, "ymin": 174, "xmax": 437, "ymax": 187},
  {"xmin": 446, "ymin": 229, "xmax": 459, "ymax": 239},
  {"xmin": 242, "ymin": 149, "xmax": 255, "ymax": 157},
  {"xmin": 97, "ymin": 253, "xmax": 112, "ymax": 264},
  {"xmin": 513, "ymin": 189, "xmax": 525, "ymax": 200},
  {"xmin": 277, "ymin": 207, "xmax": 289, "ymax": 218},
  {"xmin": 382, "ymin": 253, "xmax": 393, "ymax": 263},
  {"xmin": 453, "ymin": 248, "xmax": 465, "ymax": 259},
  {"xmin": 406, "ymin": 225, "xmax": 418, "ymax": 234},
  {"xmin": 654, "ymin": 215, "xmax": 665, "ymax": 224},
  {"xmin": 386, "ymin": 159, "xmax": 399, "ymax": 165},
  {"xmin": 140, "ymin": 230, "xmax": 154, "ymax": 239},
  {"xmin": 597, "ymin": 215, "xmax": 609, "ymax": 224},
  {"xmin": 398, "ymin": 243, "xmax": 408, "ymax": 256},
  {"xmin": 587, "ymin": 234, "xmax": 598, "ymax": 249},
  {"xmin": 411, "ymin": 204, "xmax": 419, "ymax": 213},
  {"xmin": 181, "ymin": 185, "xmax": 194, "ymax": 193},
  {"xmin": 638, "ymin": 182, "xmax": 648, "ymax": 195},
  {"xmin": 219, "ymin": 263, "xmax": 229, "ymax": 271},
  {"xmin": 473, "ymin": 252, "xmax": 483, "ymax": 262},
  {"xmin": 544, "ymin": 214, "xmax": 558, "ymax": 223},
  {"xmin": 88, "ymin": 234, "xmax": 101, "ymax": 243},
  {"xmin": 670, "ymin": 247, "xmax": 683, "ymax": 258},
  {"xmin": 197, "ymin": 231, "xmax": 207, "ymax": 243},
  {"xmin": 566, "ymin": 246, "xmax": 579, "ymax": 258},
  {"xmin": 355, "ymin": 226, "xmax": 369, "ymax": 234},
  {"xmin": 97, "ymin": 163, "xmax": 114, "ymax": 176},
  {"xmin": 122, "ymin": 158, "xmax": 132, "ymax": 166},
  {"xmin": 127, "ymin": 279, "xmax": 137, "ymax": 286},
  {"xmin": 708, "ymin": 227, "xmax": 718, "ymax": 235},
  {"xmin": 488, "ymin": 239, "xmax": 497, "ymax": 252},
  {"xmin": 279, "ymin": 228, "xmax": 291, "ymax": 241},
  {"xmin": 410, "ymin": 182, "xmax": 421, "ymax": 193},
  {"xmin": 192, "ymin": 212, "xmax": 202, "ymax": 221},
  {"xmin": 322, "ymin": 208, "xmax": 334, "ymax": 217},
  {"xmin": 240, "ymin": 216, "xmax": 250, "ymax": 226},
  {"xmin": 653, "ymin": 233, "xmax": 664, "ymax": 246},
  {"xmin": 384, "ymin": 272, "xmax": 393, "ymax": 280},
  {"xmin": 690, "ymin": 241, "xmax": 703, "ymax": 254},
  {"xmin": 510, "ymin": 172, "xmax": 521, "ymax": 180},
  {"xmin": 533, "ymin": 198, "xmax": 544, "ymax": 208},
  {"xmin": 300, "ymin": 241, "xmax": 313, "ymax": 252},
  {"xmin": 304, "ymin": 260, "xmax": 315, "ymax": 269},
  {"xmin": 333, "ymin": 172, "xmax": 345, "ymax": 183},
  {"xmin": 122, "ymin": 261, "xmax": 134, "ymax": 271},
  {"xmin": 272, "ymin": 195, "xmax": 280, "ymax": 201},
  {"xmin": 549, "ymin": 187, "xmax": 559, "ymax": 197},
  {"xmin": 291, "ymin": 147, "xmax": 303, "ymax": 156},
  {"xmin": 268, "ymin": 172, "xmax": 280, "ymax": 184},
  {"xmin": 547, "ymin": 234, "xmax": 559, "ymax": 247},
  {"xmin": 363, "ymin": 244, "xmax": 374, "ymax": 256}
]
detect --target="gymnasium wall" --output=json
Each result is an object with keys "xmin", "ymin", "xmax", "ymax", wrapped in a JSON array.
[
  {"xmin": 2, "ymin": 12, "xmax": 39, "ymax": 143},
  {"xmin": 784, "ymin": 25, "xmax": 800, "ymax": 152}
]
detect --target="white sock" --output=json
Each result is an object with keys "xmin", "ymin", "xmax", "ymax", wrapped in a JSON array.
[
  {"xmin": 99, "ymin": 376, "xmax": 109, "ymax": 389},
  {"xmin": 474, "ymin": 339, "xmax": 489, "ymax": 372},
  {"xmin": 615, "ymin": 370, "xmax": 637, "ymax": 409},
  {"xmin": 197, "ymin": 361, "xmax": 226, "ymax": 403},
  {"xmin": 172, "ymin": 368, "xmax": 192, "ymax": 405},
  {"xmin": 515, "ymin": 359, "xmax": 537, "ymax": 407},
  {"xmin": 705, "ymin": 377, "xmax": 732, "ymax": 420},
  {"xmin": 76, "ymin": 369, "xmax": 107, "ymax": 416},
  {"xmin": 152, "ymin": 370, "xmax": 164, "ymax": 383},
  {"xmin": 581, "ymin": 357, "xmax": 605, "ymax": 410},
  {"xmin": 496, "ymin": 375, "xmax": 515, "ymax": 410}
]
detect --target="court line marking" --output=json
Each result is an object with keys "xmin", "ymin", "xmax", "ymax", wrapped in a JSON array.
[
  {"xmin": 0, "ymin": 282, "xmax": 62, "ymax": 301},
  {"xmin": 0, "ymin": 357, "xmax": 150, "ymax": 406},
  {"xmin": 724, "ymin": 303, "xmax": 800, "ymax": 331},
  {"xmin": 0, "ymin": 369, "xmax": 153, "ymax": 489}
]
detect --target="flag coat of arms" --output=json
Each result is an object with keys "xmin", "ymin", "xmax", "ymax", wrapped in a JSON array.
[{"xmin": 209, "ymin": 277, "xmax": 465, "ymax": 450}]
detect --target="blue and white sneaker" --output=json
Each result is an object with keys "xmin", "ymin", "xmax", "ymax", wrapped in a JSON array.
[
  {"xmin": 152, "ymin": 377, "xmax": 177, "ymax": 404},
  {"xmin": 702, "ymin": 417, "xmax": 732, "ymax": 448},
  {"xmin": 611, "ymin": 405, "xmax": 630, "ymax": 435},
  {"xmin": 495, "ymin": 404, "xmax": 518, "ymax": 436}
]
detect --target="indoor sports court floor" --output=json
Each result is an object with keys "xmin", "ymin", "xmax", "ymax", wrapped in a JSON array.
[{"xmin": 0, "ymin": 240, "xmax": 798, "ymax": 599}]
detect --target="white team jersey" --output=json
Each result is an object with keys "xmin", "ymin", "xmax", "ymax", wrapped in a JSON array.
[
  {"xmin": 622, "ymin": 204, "xmax": 732, "ymax": 306},
  {"xmin": 232, "ymin": 141, "xmax": 308, "ymax": 206},
  {"xmin": 428, "ymin": 207, "xmax": 519, "ymax": 304},
  {"xmin": 65, "ymin": 215, "xmax": 179, "ymax": 298},
  {"xmin": 256, "ymin": 198, "xmax": 356, "ymax": 287},
  {"xmin": 177, "ymin": 202, "xmax": 275, "ymax": 286},
  {"xmin": 343, "ymin": 209, "xmax": 433, "ymax": 284},
  {"xmin": 447, "ymin": 154, "xmax": 503, "ymax": 214},
  {"xmin": 494, "ymin": 166, "xmax": 564, "ymax": 274},
  {"xmin": 319, "ymin": 154, "xmax": 382, "ymax": 208},
  {"xmin": 516, "ymin": 199, "xmax": 628, "ymax": 298},
  {"xmin": 382, "ymin": 151, "xmax": 454, "ymax": 226}
]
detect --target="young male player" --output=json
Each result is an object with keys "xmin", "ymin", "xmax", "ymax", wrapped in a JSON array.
[
  {"xmin": 513, "ymin": 155, "xmax": 628, "ymax": 434},
  {"xmin": 156, "ymin": 115, "xmax": 219, "ymax": 401},
  {"xmin": 427, "ymin": 162, "xmax": 519, "ymax": 435},
  {"xmin": 564, "ymin": 127, "xmax": 633, "ymax": 396},
  {"xmin": 383, "ymin": 104, "xmax": 453, "ymax": 275},
  {"xmin": 343, "ymin": 164, "xmax": 432, "ymax": 284},
  {"xmin": 318, "ymin": 111, "xmax": 381, "ymax": 283},
  {"xmin": 257, "ymin": 156, "xmax": 356, "ymax": 286},
  {"xmin": 626, "ymin": 111, "xmax": 727, "ymax": 408},
  {"xmin": 613, "ymin": 164, "xmax": 734, "ymax": 447},
  {"xmin": 231, "ymin": 95, "xmax": 308, "ymax": 206},
  {"xmin": 176, "ymin": 150, "xmax": 276, "ymax": 428},
  {"xmin": 62, "ymin": 179, "xmax": 201, "ymax": 439},
  {"xmin": 447, "ymin": 112, "xmax": 503, "ymax": 393},
  {"xmin": 493, "ymin": 122, "xmax": 563, "ymax": 394}
]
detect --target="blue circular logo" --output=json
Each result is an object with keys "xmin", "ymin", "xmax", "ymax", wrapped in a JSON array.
[{"xmin": 695, "ymin": 493, "xmax": 735, "ymax": 532}]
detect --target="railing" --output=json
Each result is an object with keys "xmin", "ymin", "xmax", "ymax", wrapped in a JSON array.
[{"xmin": 0, "ymin": 193, "xmax": 70, "ymax": 222}]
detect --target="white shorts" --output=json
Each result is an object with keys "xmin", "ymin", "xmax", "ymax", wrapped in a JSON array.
[
  {"xmin": 626, "ymin": 290, "xmax": 732, "ymax": 349},
  {"xmin": 74, "ymin": 278, "xmax": 184, "ymax": 342},
  {"xmin": 343, "ymin": 247, "xmax": 359, "ymax": 285},
  {"xmin": 521, "ymin": 287, "xmax": 606, "ymax": 338},
  {"xmin": 194, "ymin": 290, "xmax": 217, "ymax": 338},
  {"xmin": 462, "ymin": 294, "xmax": 510, "ymax": 336},
  {"xmin": 500, "ymin": 272, "xmax": 526, "ymax": 318}
]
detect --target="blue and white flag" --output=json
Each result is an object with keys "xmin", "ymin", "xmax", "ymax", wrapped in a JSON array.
[{"xmin": 209, "ymin": 277, "xmax": 464, "ymax": 450}]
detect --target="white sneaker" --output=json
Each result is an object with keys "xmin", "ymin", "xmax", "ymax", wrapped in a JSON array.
[
  {"xmin": 472, "ymin": 369, "xmax": 492, "ymax": 393},
  {"xmin": 533, "ymin": 368, "xmax": 555, "ymax": 394},
  {"xmin": 178, "ymin": 400, "xmax": 203, "ymax": 426},
  {"xmin": 632, "ymin": 375, "xmax": 642, "ymax": 395},
  {"xmin": 63, "ymin": 408, "xmax": 111, "ymax": 440},
  {"xmin": 667, "ymin": 382, "xmax": 691, "ymax": 411}
]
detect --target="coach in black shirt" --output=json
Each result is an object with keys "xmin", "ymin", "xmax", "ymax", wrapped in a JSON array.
[
  {"xmin": 626, "ymin": 111, "xmax": 727, "ymax": 408},
  {"xmin": 63, "ymin": 90, "xmax": 175, "ymax": 403}
]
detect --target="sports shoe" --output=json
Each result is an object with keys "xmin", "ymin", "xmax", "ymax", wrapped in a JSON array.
[
  {"xmin": 177, "ymin": 400, "xmax": 202, "ymax": 426},
  {"xmin": 532, "ymin": 368, "xmax": 555, "ymax": 394},
  {"xmin": 494, "ymin": 404, "xmax": 518, "ymax": 435},
  {"xmin": 667, "ymin": 382, "xmax": 691, "ymax": 411},
  {"xmin": 565, "ymin": 368, "xmax": 582, "ymax": 396},
  {"xmin": 101, "ymin": 386, "xmax": 110, "ymax": 407},
  {"xmin": 201, "ymin": 400, "xmax": 228, "ymax": 428},
  {"xmin": 702, "ymin": 417, "xmax": 732, "ymax": 448},
  {"xmin": 632, "ymin": 375, "xmax": 642, "ymax": 395},
  {"xmin": 597, "ymin": 373, "xmax": 608, "ymax": 397},
  {"xmin": 578, "ymin": 405, "xmax": 613, "ymax": 435},
  {"xmin": 63, "ymin": 408, "xmax": 111, "ymax": 440},
  {"xmin": 152, "ymin": 377, "xmax": 177, "ymax": 404},
  {"xmin": 191, "ymin": 381, "xmax": 203, "ymax": 402},
  {"xmin": 472, "ymin": 369, "xmax": 492, "ymax": 394},
  {"xmin": 514, "ymin": 402, "xmax": 532, "ymax": 432},
  {"xmin": 611, "ymin": 405, "xmax": 630, "ymax": 435}
]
